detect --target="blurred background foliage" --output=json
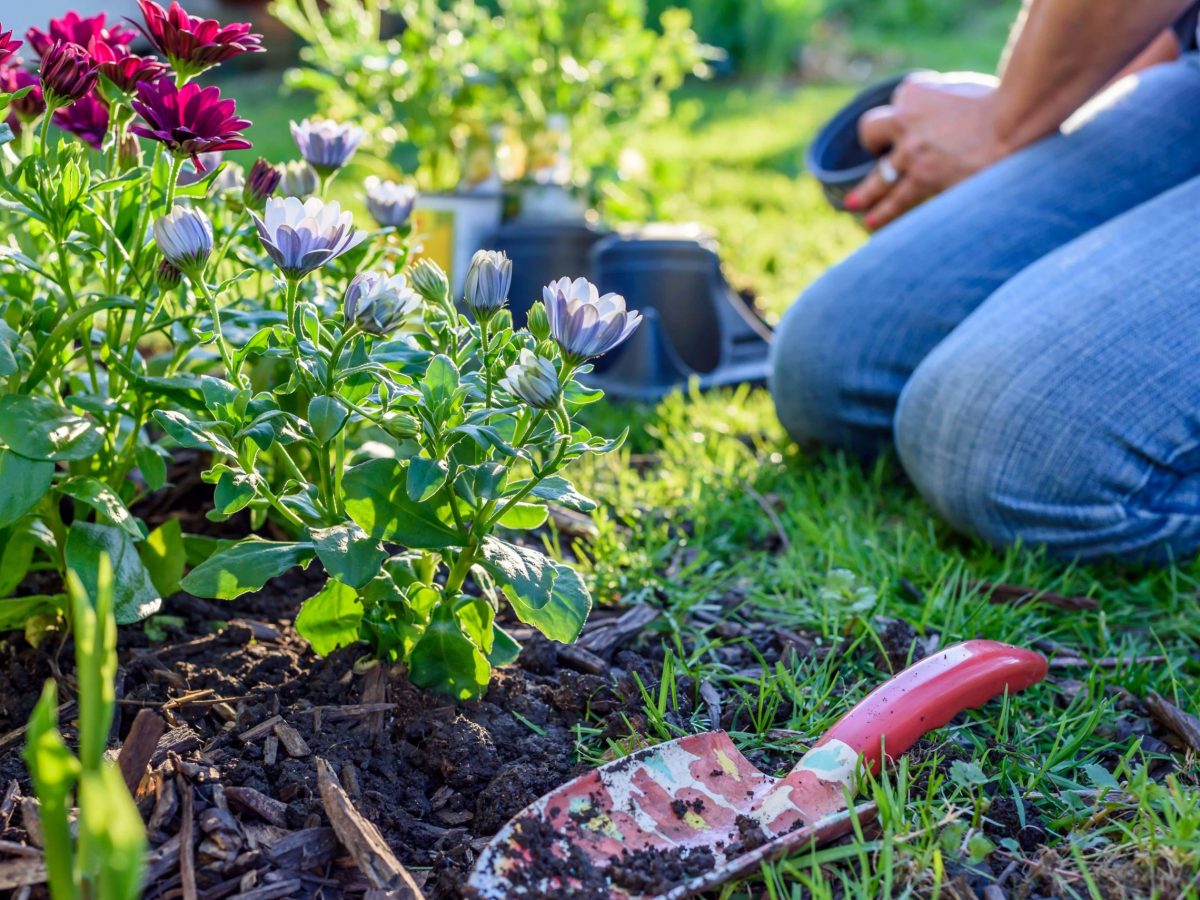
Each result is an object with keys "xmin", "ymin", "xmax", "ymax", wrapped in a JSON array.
[{"xmin": 228, "ymin": 0, "xmax": 1017, "ymax": 313}]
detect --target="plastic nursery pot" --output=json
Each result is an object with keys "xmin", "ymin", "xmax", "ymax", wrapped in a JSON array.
[
  {"xmin": 806, "ymin": 70, "xmax": 928, "ymax": 212},
  {"xmin": 412, "ymin": 191, "xmax": 505, "ymax": 297},
  {"xmin": 585, "ymin": 224, "xmax": 773, "ymax": 402},
  {"xmin": 485, "ymin": 219, "xmax": 607, "ymax": 327}
]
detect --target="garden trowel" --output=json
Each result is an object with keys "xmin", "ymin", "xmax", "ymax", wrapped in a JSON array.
[{"xmin": 469, "ymin": 639, "xmax": 1047, "ymax": 899}]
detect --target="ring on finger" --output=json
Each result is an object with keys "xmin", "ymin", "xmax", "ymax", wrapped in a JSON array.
[{"xmin": 878, "ymin": 155, "xmax": 901, "ymax": 186}]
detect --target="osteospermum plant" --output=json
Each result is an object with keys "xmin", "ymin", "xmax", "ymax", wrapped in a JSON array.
[{"xmin": 175, "ymin": 246, "xmax": 640, "ymax": 698}]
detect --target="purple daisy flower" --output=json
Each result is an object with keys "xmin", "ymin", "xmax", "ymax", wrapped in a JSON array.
[
  {"xmin": 52, "ymin": 91, "xmax": 109, "ymax": 149},
  {"xmin": 130, "ymin": 78, "xmax": 251, "ymax": 168},
  {"xmin": 252, "ymin": 196, "xmax": 367, "ymax": 281},
  {"xmin": 131, "ymin": 0, "xmax": 263, "ymax": 80}
]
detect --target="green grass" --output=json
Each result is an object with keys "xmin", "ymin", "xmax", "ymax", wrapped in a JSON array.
[{"xmin": 229, "ymin": 10, "xmax": 1199, "ymax": 892}]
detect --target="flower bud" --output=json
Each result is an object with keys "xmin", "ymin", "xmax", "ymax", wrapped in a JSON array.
[
  {"xmin": 39, "ymin": 41, "xmax": 99, "ymax": 105},
  {"xmin": 243, "ymin": 157, "xmax": 280, "ymax": 211},
  {"xmin": 117, "ymin": 131, "xmax": 142, "ymax": 169},
  {"xmin": 278, "ymin": 160, "xmax": 318, "ymax": 198},
  {"xmin": 526, "ymin": 301, "xmax": 550, "ymax": 341},
  {"xmin": 381, "ymin": 411, "xmax": 420, "ymax": 440},
  {"xmin": 343, "ymin": 271, "xmax": 421, "ymax": 336},
  {"xmin": 153, "ymin": 205, "xmax": 212, "ymax": 277},
  {"xmin": 155, "ymin": 258, "xmax": 182, "ymax": 290},
  {"xmin": 499, "ymin": 349, "xmax": 560, "ymax": 410},
  {"xmin": 410, "ymin": 258, "xmax": 449, "ymax": 305},
  {"xmin": 464, "ymin": 249, "xmax": 511, "ymax": 320}
]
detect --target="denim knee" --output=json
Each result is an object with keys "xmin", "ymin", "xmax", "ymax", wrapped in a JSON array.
[
  {"xmin": 893, "ymin": 337, "xmax": 1200, "ymax": 563},
  {"xmin": 770, "ymin": 266, "xmax": 901, "ymax": 459}
]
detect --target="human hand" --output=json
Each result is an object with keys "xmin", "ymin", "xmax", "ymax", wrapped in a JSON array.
[{"xmin": 845, "ymin": 72, "xmax": 1006, "ymax": 231}]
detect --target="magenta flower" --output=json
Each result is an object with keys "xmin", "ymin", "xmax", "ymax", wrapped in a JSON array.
[
  {"xmin": 131, "ymin": 0, "xmax": 263, "ymax": 79},
  {"xmin": 130, "ymin": 79, "xmax": 251, "ymax": 168},
  {"xmin": 40, "ymin": 41, "xmax": 98, "ymax": 105},
  {"xmin": 0, "ymin": 64, "xmax": 43, "ymax": 121},
  {"xmin": 91, "ymin": 41, "xmax": 168, "ymax": 93},
  {"xmin": 0, "ymin": 28, "xmax": 22, "ymax": 68},
  {"xmin": 26, "ymin": 11, "xmax": 134, "ymax": 59},
  {"xmin": 52, "ymin": 92, "xmax": 109, "ymax": 149}
]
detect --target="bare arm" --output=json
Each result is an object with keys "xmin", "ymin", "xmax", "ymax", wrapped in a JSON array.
[
  {"xmin": 992, "ymin": 0, "xmax": 1189, "ymax": 152},
  {"xmin": 848, "ymin": 0, "xmax": 1192, "ymax": 229}
]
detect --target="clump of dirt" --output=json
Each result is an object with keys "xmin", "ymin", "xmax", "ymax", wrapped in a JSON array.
[
  {"xmin": 724, "ymin": 813, "xmax": 770, "ymax": 856},
  {"xmin": 607, "ymin": 843, "xmax": 717, "ymax": 894},
  {"xmin": 985, "ymin": 795, "xmax": 1047, "ymax": 853}
]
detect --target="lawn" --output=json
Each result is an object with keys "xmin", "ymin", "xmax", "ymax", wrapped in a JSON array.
[
  {"xmin": 214, "ymin": 10, "xmax": 1200, "ymax": 895},
  {"xmin": 550, "ymin": 19, "xmax": 1200, "ymax": 900}
]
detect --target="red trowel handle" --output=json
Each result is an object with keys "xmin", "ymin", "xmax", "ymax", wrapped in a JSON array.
[{"xmin": 812, "ymin": 640, "xmax": 1046, "ymax": 776}]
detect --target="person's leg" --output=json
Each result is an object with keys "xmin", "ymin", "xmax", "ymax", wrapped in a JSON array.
[
  {"xmin": 894, "ymin": 173, "xmax": 1200, "ymax": 563},
  {"xmin": 772, "ymin": 57, "xmax": 1200, "ymax": 458}
]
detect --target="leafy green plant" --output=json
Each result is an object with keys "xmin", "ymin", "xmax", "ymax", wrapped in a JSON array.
[
  {"xmin": 24, "ymin": 556, "xmax": 147, "ymax": 900},
  {"xmin": 272, "ymin": 0, "xmax": 712, "ymax": 205},
  {"xmin": 176, "ymin": 250, "xmax": 638, "ymax": 698}
]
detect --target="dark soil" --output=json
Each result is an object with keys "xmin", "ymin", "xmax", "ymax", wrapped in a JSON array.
[{"xmin": 0, "ymin": 557, "xmax": 690, "ymax": 898}]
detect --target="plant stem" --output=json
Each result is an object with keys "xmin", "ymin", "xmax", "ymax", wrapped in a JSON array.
[
  {"xmin": 193, "ymin": 277, "xmax": 236, "ymax": 378},
  {"xmin": 444, "ymin": 543, "xmax": 478, "ymax": 594},
  {"xmin": 163, "ymin": 155, "xmax": 185, "ymax": 213},
  {"xmin": 479, "ymin": 317, "xmax": 494, "ymax": 408}
]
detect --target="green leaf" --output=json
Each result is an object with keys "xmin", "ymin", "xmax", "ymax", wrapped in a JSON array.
[
  {"xmin": 0, "ymin": 595, "xmax": 61, "ymax": 632},
  {"xmin": 0, "ymin": 449, "xmax": 53, "ymax": 528},
  {"xmin": 497, "ymin": 503, "xmax": 549, "ymax": 531},
  {"xmin": 59, "ymin": 477, "xmax": 143, "ymax": 539},
  {"xmin": 529, "ymin": 475, "xmax": 598, "ymax": 512},
  {"xmin": 77, "ymin": 763, "xmax": 147, "ymax": 900},
  {"xmin": 488, "ymin": 624, "xmax": 522, "ymax": 667},
  {"xmin": 948, "ymin": 759, "xmax": 992, "ymax": 788},
  {"xmin": 310, "ymin": 522, "xmax": 387, "ymax": 590},
  {"xmin": 407, "ymin": 456, "xmax": 448, "ymax": 503},
  {"xmin": 308, "ymin": 395, "xmax": 349, "ymax": 445},
  {"xmin": 455, "ymin": 596, "xmax": 495, "ymax": 654},
  {"xmin": 408, "ymin": 602, "xmax": 490, "ymax": 700},
  {"xmin": 153, "ymin": 409, "xmax": 235, "ymax": 456},
  {"xmin": 134, "ymin": 444, "xmax": 168, "ymax": 491},
  {"xmin": 343, "ymin": 458, "xmax": 462, "ymax": 549},
  {"xmin": 180, "ymin": 538, "xmax": 314, "ymax": 600},
  {"xmin": 138, "ymin": 519, "xmax": 185, "ymax": 598},
  {"xmin": 212, "ymin": 471, "xmax": 258, "ymax": 518},
  {"xmin": 22, "ymin": 680, "xmax": 80, "ymax": 900},
  {"xmin": 0, "ymin": 395, "xmax": 103, "ymax": 461},
  {"xmin": 0, "ymin": 320, "xmax": 19, "ymax": 376},
  {"xmin": 65, "ymin": 523, "xmax": 162, "ymax": 625},
  {"xmin": 420, "ymin": 354, "xmax": 460, "ymax": 411},
  {"xmin": 479, "ymin": 539, "xmax": 592, "ymax": 644},
  {"xmin": 295, "ymin": 579, "xmax": 364, "ymax": 656}
]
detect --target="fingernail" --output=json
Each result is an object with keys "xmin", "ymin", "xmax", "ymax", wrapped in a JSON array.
[
  {"xmin": 845, "ymin": 193, "xmax": 861, "ymax": 210},
  {"xmin": 864, "ymin": 214, "xmax": 879, "ymax": 229}
]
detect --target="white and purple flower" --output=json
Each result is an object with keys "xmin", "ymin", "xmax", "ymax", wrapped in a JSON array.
[
  {"xmin": 542, "ymin": 276, "xmax": 641, "ymax": 363},
  {"xmin": 251, "ymin": 196, "xmax": 366, "ymax": 281},
  {"xmin": 290, "ymin": 117, "xmax": 364, "ymax": 174}
]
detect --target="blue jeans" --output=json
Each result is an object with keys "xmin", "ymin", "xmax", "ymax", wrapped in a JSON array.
[{"xmin": 771, "ymin": 58, "xmax": 1200, "ymax": 562}]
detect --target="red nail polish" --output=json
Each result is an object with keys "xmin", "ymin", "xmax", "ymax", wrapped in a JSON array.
[
  {"xmin": 845, "ymin": 193, "xmax": 860, "ymax": 211},
  {"xmin": 864, "ymin": 214, "xmax": 878, "ymax": 229}
]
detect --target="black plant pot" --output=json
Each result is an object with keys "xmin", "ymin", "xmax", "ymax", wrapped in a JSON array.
[
  {"xmin": 486, "ymin": 220, "xmax": 607, "ymax": 327},
  {"xmin": 807, "ymin": 72, "xmax": 924, "ymax": 211},
  {"xmin": 586, "ymin": 227, "xmax": 772, "ymax": 402}
]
